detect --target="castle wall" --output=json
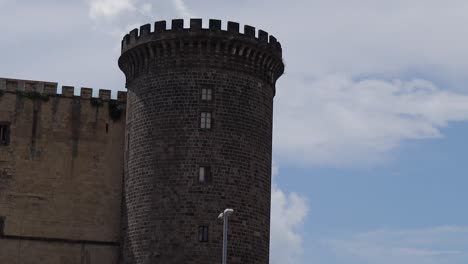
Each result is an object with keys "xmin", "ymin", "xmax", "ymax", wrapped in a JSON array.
[{"xmin": 0, "ymin": 78, "xmax": 127, "ymax": 264}]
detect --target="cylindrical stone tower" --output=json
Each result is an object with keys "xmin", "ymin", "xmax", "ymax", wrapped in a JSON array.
[{"xmin": 118, "ymin": 18, "xmax": 284, "ymax": 264}]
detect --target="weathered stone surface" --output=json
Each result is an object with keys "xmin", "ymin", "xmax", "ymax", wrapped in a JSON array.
[
  {"xmin": 0, "ymin": 239, "xmax": 119, "ymax": 264},
  {"xmin": 0, "ymin": 79, "xmax": 126, "ymax": 263},
  {"xmin": 119, "ymin": 18, "xmax": 284, "ymax": 264}
]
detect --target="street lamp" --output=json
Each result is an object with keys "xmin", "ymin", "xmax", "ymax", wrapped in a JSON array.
[{"xmin": 218, "ymin": 208, "xmax": 234, "ymax": 264}]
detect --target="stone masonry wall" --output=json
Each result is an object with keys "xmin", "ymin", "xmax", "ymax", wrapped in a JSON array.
[
  {"xmin": 119, "ymin": 19, "xmax": 284, "ymax": 264},
  {"xmin": 0, "ymin": 78, "xmax": 127, "ymax": 264}
]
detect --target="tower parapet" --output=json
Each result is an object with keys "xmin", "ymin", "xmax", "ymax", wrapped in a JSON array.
[{"xmin": 119, "ymin": 19, "xmax": 284, "ymax": 90}]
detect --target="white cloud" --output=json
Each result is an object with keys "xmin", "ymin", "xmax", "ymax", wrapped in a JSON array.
[
  {"xmin": 87, "ymin": 0, "xmax": 194, "ymax": 23},
  {"xmin": 172, "ymin": 0, "xmax": 193, "ymax": 19},
  {"xmin": 186, "ymin": 1, "xmax": 468, "ymax": 89},
  {"xmin": 88, "ymin": 0, "xmax": 136, "ymax": 20},
  {"xmin": 140, "ymin": 2, "xmax": 152, "ymax": 16},
  {"xmin": 270, "ymin": 164, "xmax": 309, "ymax": 264},
  {"xmin": 325, "ymin": 226, "xmax": 468, "ymax": 264},
  {"xmin": 86, "ymin": 0, "xmax": 194, "ymax": 38},
  {"xmin": 274, "ymin": 75, "xmax": 468, "ymax": 167}
]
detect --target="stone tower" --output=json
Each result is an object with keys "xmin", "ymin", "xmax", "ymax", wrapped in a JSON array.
[{"xmin": 118, "ymin": 18, "xmax": 284, "ymax": 264}]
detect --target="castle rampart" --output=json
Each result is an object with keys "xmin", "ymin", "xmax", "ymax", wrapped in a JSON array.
[{"xmin": 0, "ymin": 77, "xmax": 127, "ymax": 263}]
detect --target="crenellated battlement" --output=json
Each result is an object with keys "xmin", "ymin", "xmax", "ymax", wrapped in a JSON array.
[
  {"xmin": 121, "ymin": 19, "xmax": 282, "ymax": 55},
  {"xmin": 118, "ymin": 19, "xmax": 285, "ymax": 86},
  {"xmin": 0, "ymin": 77, "xmax": 127, "ymax": 102}
]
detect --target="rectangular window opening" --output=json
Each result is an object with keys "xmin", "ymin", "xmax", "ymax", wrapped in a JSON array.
[
  {"xmin": 0, "ymin": 216, "xmax": 5, "ymax": 235},
  {"xmin": 201, "ymin": 88, "xmax": 212, "ymax": 101},
  {"xmin": 198, "ymin": 225, "xmax": 209, "ymax": 242},
  {"xmin": 0, "ymin": 123, "xmax": 10, "ymax": 146},
  {"xmin": 200, "ymin": 112, "xmax": 212, "ymax": 129},
  {"xmin": 199, "ymin": 166, "xmax": 211, "ymax": 183}
]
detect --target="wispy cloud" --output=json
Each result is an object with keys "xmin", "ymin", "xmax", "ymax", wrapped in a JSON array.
[
  {"xmin": 270, "ymin": 164, "xmax": 309, "ymax": 264},
  {"xmin": 86, "ymin": 0, "xmax": 194, "ymax": 40},
  {"xmin": 274, "ymin": 75, "xmax": 468, "ymax": 167},
  {"xmin": 324, "ymin": 226, "xmax": 468, "ymax": 264},
  {"xmin": 172, "ymin": 0, "xmax": 193, "ymax": 19},
  {"xmin": 87, "ymin": 0, "xmax": 136, "ymax": 20},
  {"xmin": 87, "ymin": 0, "xmax": 194, "ymax": 23}
]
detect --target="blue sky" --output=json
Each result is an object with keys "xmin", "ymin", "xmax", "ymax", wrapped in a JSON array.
[{"xmin": 1, "ymin": 0, "xmax": 468, "ymax": 263}]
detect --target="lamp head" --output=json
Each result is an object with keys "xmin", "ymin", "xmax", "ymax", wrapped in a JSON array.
[{"xmin": 218, "ymin": 208, "xmax": 235, "ymax": 219}]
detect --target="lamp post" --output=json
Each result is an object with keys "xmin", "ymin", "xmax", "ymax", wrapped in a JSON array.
[{"xmin": 218, "ymin": 208, "xmax": 234, "ymax": 264}]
